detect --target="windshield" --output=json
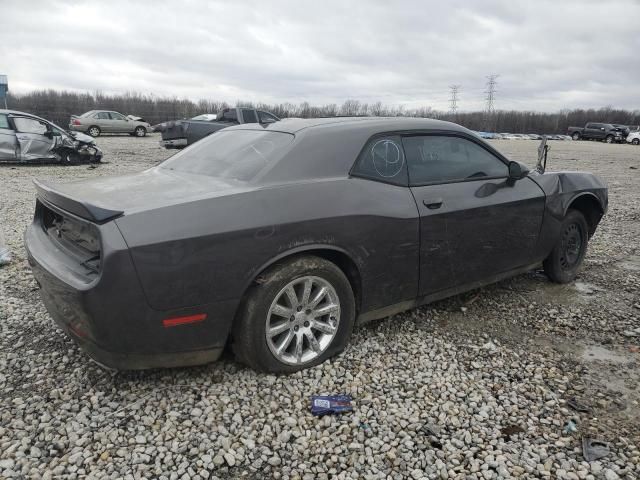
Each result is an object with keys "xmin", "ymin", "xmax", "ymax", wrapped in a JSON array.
[{"xmin": 160, "ymin": 129, "xmax": 294, "ymax": 182}]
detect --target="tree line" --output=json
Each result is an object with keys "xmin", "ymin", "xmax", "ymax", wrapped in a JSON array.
[{"xmin": 6, "ymin": 89, "xmax": 640, "ymax": 134}]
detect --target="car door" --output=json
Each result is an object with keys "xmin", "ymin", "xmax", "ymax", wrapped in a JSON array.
[
  {"xmin": 403, "ymin": 134, "xmax": 545, "ymax": 296},
  {"xmin": 109, "ymin": 112, "xmax": 131, "ymax": 133},
  {"xmin": 11, "ymin": 116, "xmax": 57, "ymax": 161},
  {"xmin": 93, "ymin": 111, "xmax": 113, "ymax": 132},
  {"xmin": 588, "ymin": 123, "xmax": 605, "ymax": 140},
  {"xmin": 0, "ymin": 113, "xmax": 17, "ymax": 160}
]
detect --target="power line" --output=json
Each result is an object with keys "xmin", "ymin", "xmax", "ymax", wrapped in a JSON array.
[
  {"xmin": 484, "ymin": 74, "xmax": 499, "ymax": 113},
  {"xmin": 449, "ymin": 84, "xmax": 461, "ymax": 114}
]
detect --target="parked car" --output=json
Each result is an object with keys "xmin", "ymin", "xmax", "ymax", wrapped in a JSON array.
[
  {"xmin": 155, "ymin": 107, "xmax": 280, "ymax": 149},
  {"xmin": 69, "ymin": 110, "xmax": 151, "ymax": 137},
  {"xmin": 0, "ymin": 109, "xmax": 102, "ymax": 164},
  {"xmin": 626, "ymin": 131, "xmax": 640, "ymax": 145},
  {"xmin": 25, "ymin": 117, "xmax": 607, "ymax": 372},
  {"xmin": 567, "ymin": 123, "xmax": 624, "ymax": 143}
]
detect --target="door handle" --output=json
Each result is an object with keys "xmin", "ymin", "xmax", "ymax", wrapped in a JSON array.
[{"xmin": 423, "ymin": 198, "xmax": 443, "ymax": 209}]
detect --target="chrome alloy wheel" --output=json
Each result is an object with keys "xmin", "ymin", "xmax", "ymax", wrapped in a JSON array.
[{"xmin": 265, "ymin": 276, "xmax": 340, "ymax": 365}]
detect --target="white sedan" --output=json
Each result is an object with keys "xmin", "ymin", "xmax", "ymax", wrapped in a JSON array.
[{"xmin": 626, "ymin": 131, "xmax": 640, "ymax": 145}]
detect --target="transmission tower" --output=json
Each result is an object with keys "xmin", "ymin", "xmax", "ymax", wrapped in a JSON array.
[
  {"xmin": 449, "ymin": 85, "xmax": 461, "ymax": 114},
  {"xmin": 484, "ymin": 74, "xmax": 499, "ymax": 113}
]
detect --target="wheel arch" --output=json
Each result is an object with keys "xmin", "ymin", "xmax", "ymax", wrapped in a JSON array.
[
  {"xmin": 566, "ymin": 192, "xmax": 604, "ymax": 237},
  {"xmin": 241, "ymin": 245, "xmax": 363, "ymax": 314}
]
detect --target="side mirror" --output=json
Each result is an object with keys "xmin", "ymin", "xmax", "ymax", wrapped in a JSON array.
[
  {"xmin": 508, "ymin": 161, "xmax": 528, "ymax": 180},
  {"xmin": 43, "ymin": 130, "xmax": 53, "ymax": 139}
]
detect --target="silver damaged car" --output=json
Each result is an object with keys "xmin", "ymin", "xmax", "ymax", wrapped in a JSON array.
[
  {"xmin": 0, "ymin": 109, "xmax": 102, "ymax": 164},
  {"xmin": 69, "ymin": 110, "xmax": 151, "ymax": 137}
]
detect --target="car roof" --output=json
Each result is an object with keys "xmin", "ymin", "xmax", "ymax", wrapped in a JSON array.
[
  {"xmin": 0, "ymin": 108, "xmax": 51, "ymax": 123},
  {"xmin": 225, "ymin": 116, "xmax": 469, "ymax": 136}
]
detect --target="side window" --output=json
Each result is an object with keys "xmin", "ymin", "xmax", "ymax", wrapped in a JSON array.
[
  {"xmin": 351, "ymin": 136, "xmax": 408, "ymax": 186},
  {"xmin": 241, "ymin": 109, "xmax": 258, "ymax": 123},
  {"xmin": 94, "ymin": 112, "xmax": 110, "ymax": 120},
  {"xmin": 0, "ymin": 114, "xmax": 10, "ymax": 129},
  {"xmin": 258, "ymin": 111, "xmax": 278, "ymax": 123},
  {"xmin": 220, "ymin": 109, "xmax": 238, "ymax": 122},
  {"xmin": 109, "ymin": 112, "xmax": 126, "ymax": 120},
  {"xmin": 403, "ymin": 135, "xmax": 508, "ymax": 185},
  {"xmin": 13, "ymin": 117, "xmax": 48, "ymax": 135}
]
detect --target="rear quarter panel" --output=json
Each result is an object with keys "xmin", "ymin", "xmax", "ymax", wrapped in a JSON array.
[{"xmin": 115, "ymin": 178, "xmax": 420, "ymax": 314}]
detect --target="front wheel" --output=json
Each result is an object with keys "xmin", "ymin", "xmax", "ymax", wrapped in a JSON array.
[
  {"xmin": 232, "ymin": 256, "xmax": 355, "ymax": 372},
  {"xmin": 571, "ymin": 132, "xmax": 581, "ymax": 141},
  {"xmin": 134, "ymin": 126, "xmax": 147, "ymax": 137},
  {"xmin": 543, "ymin": 210, "xmax": 589, "ymax": 284}
]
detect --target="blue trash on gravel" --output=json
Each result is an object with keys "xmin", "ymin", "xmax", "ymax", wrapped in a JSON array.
[{"xmin": 310, "ymin": 395, "xmax": 353, "ymax": 416}]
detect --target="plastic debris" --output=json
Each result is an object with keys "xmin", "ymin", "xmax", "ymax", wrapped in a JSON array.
[
  {"xmin": 567, "ymin": 398, "xmax": 591, "ymax": 413},
  {"xmin": 563, "ymin": 419, "xmax": 578, "ymax": 434},
  {"xmin": 310, "ymin": 395, "xmax": 353, "ymax": 416},
  {"xmin": 582, "ymin": 437, "xmax": 610, "ymax": 462}
]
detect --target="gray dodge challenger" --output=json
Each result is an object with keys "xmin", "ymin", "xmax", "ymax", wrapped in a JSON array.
[{"xmin": 25, "ymin": 117, "xmax": 608, "ymax": 372}]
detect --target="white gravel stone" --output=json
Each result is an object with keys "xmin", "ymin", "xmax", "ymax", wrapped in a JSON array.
[{"xmin": 1, "ymin": 138, "xmax": 639, "ymax": 478}]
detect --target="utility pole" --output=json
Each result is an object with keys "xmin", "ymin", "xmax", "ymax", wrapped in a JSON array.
[
  {"xmin": 484, "ymin": 74, "xmax": 499, "ymax": 113},
  {"xmin": 484, "ymin": 74, "xmax": 499, "ymax": 131},
  {"xmin": 449, "ymin": 85, "xmax": 461, "ymax": 115}
]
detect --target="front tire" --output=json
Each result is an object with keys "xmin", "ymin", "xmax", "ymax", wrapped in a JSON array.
[
  {"xmin": 134, "ymin": 126, "xmax": 147, "ymax": 137},
  {"xmin": 543, "ymin": 210, "xmax": 589, "ymax": 284},
  {"xmin": 232, "ymin": 256, "xmax": 356, "ymax": 373}
]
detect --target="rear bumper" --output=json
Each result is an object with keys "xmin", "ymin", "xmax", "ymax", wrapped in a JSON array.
[
  {"xmin": 24, "ymin": 219, "xmax": 235, "ymax": 370},
  {"xmin": 160, "ymin": 138, "xmax": 188, "ymax": 149}
]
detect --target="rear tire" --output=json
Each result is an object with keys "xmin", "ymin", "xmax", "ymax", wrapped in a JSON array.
[
  {"xmin": 543, "ymin": 210, "xmax": 589, "ymax": 284},
  {"xmin": 232, "ymin": 256, "xmax": 355, "ymax": 373},
  {"xmin": 134, "ymin": 126, "xmax": 147, "ymax": 137},
  {"xmin": 87, "ymin": 126, "xmax": 101, "ymax": 137},
  {"xmin": 571, "ymin": 132, "xmax": 581, "ymax": 141}
]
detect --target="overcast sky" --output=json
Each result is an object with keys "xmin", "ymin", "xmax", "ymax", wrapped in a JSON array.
[{"xmin": 2, "ymin": 0, "xmax": 639, "ymax": 112}]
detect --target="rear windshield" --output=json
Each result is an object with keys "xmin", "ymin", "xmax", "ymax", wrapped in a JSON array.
[{"xmin": 160, "ymin": 129, "xmax": 294, "ymax": 182}]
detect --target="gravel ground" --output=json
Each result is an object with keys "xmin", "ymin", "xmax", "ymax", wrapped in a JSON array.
[{"xmin": 1, "ymin": 134, "xmax": 639, "ymax": 479}]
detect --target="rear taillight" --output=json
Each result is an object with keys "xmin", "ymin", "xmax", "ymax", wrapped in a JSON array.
[{"xmin": 72, "ymin": 119, "xmax": 81, "ymax": 125}]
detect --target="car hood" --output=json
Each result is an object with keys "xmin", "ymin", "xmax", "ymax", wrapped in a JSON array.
[
  {"xmin": 69, "ymin": 131, "xmax": 96, "ymax": 144},
  {"xmin": 39, "ymin": 168, "xmax": 251, "ymax": 219}
]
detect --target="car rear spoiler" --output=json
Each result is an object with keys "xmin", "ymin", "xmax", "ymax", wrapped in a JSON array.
[{"xmin": 33, "ymin": 179, "xmax": 123, "ymax": 224}]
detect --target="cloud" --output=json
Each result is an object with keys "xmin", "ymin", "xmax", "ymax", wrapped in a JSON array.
[{"xmin": 1, "ymin": 0, "xmax": 639, "ymax": 112}]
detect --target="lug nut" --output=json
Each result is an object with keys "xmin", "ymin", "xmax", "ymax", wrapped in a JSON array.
[
  {"xmin": 294, "ymin": 325, "xmax": 299, "ymax": 331},
  {"xmin": 296, "ymin": 306, "xmax": 302, "ymax": 312},
  {"xmin": 304, "ymin": 321, "xmax": 310, "ymax": 327},
  {"xmin": 290, "ymin": 315, "xmax": 295, "ymax": 321}
]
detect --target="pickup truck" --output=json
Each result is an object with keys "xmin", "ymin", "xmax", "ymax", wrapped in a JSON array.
[
  {"xmin": 154, "ymin": 107, "xmax": 280, "ymax": 149},
  {"xmin": 567, "ymin": 123, "xmax": 625, "ymax": 143}
]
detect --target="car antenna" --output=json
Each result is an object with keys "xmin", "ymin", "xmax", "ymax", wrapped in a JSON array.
[{"xmin": 536, "ymin": 136, "xmax": 550, "ymax": 173}]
